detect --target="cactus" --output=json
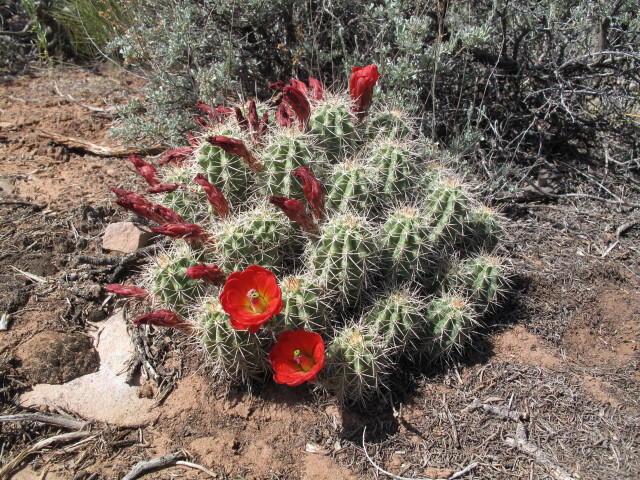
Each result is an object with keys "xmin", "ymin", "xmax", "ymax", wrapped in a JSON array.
[{"xmin": 113, "ymin": 66, "xmax": 508, "ymax": 404}]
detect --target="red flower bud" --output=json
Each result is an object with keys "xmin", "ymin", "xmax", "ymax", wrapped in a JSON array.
[
  {"xmin": 293, "ymin": 166, "xmax": 325, "ymax": 220},
  {"xmin": 147, "ymin": 183, "xmax": 183, "ymax": 194},
  {"xmin": 186, "ymin": 262, "xmax": 225, "ymax": 285},
  {"xmin": 268, "ymin": 195, "xmax": 318, "ymax": 233},
  {"xmin": 206, "ymin": 136, "xmax": 261, "ymax": 171},
  {"xmin": 104, "ymin": 284, "xmax": 149, "ymax": 301},
  {"xmin": 269, "ymin": 80, "xmax": 286, "ymax": 91},
  {"xmin": 114, "ymin": 196, "xmax": 166, "ymax": 224},
  {"xmin": 133, "ymin": 309, "xmax": 191, "ymax": 331},
  {"xmin": 187, "ymin": 132, "xmax": 200, "ymax": 146},
  {"xmin": 258, "ymin": 112, "xmax": 269, "ymax": 135},
  {"xmin": 282, "ymin": 86, "xmax": 311, "ymax": 129},
  {"xmin": 349, "ymin": 64, "xmax": 380, "ymax": 121},
  {"xmin": 276, "ymin": 102, "xmax": 293, "ymax": 128},
  {"xmin": 308, "ymin": 77, "xmax": 325, "ymax": 101},
  {"xmin": 151, "ymin": 222, "xmax": 210, "ymax": 244},
  {"xmin": 193, "ymin": 115, "xmax": 211, "ymax": 129},
  {"xmin": 234, "ymin": 107, "xmax": 249, "ymax": 131},
  {"xmin": 248, "ymin": 99, "xmax": 260, "ymax": 132},
  {"xmin": 193, "ymin": 173, "xmax": 230, "ymax": 218},
  {"xmin": 289, "ymin": 78, "xmax": 308, "ymax": 96},
  {"xmin": 151, "ymin": 204, "xmax": 185, "ymax": 224},
  {"xmin": 159, "ymin": 147, "xmax": 193, "ymax": 166},
  {"xmin": 129, "ymin": 153, "xmax": 160, "ymax": 186}
]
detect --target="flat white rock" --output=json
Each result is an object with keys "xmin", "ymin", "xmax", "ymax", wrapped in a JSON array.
[{"xmin": 19, "ymin": 311, "xmax": 158, "ymax": 427}]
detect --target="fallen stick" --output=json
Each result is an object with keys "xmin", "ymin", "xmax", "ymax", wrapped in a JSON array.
[
  {"xmin": 37, "ymin": 130, "xmax": 166, "ymax": 157},
  {"xmin": 0, "ymin": 412, "xmax": 88, "ymax": 430},
  {"xmin": 0, "ymin": 431, "xmax": 93, "ymax": 480},
  {"xmin": 121, "ymin": 451, "xmax": 186, "ymax": 480}
]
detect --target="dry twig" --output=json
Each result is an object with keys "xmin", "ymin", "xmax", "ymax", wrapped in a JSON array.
[
  {"xmin": 121, "ymin": 451, "xmax": 186, "ymax": 480},
  {"xmin": 37, "ymin": 130, "xmax": 165, "ymax": 157},
  {"xmin": 0, "ymin": 412, "xmax": 88, "ymax": 430}
]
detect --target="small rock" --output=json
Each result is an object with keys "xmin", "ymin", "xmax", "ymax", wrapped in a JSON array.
[
  {"xmin": 102, "ymin": 222, "xmax": 154, "ymax": 254},
  {"xmin": 0, "ymin": 176, "xmax": 15, "ymax": 196}
]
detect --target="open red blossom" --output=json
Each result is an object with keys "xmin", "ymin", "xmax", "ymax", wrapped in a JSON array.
[
  {"xmin": 151, "ymin": 223, "xmax": 210, "ymax": 244},
  {"xmin": 269, "ymin": 330, "xmax": 326, "ymax": 386},
  {"xmin": 129, "ymin": 153, "xmax": 160, "ymax": 186},
  {"xmin": 308, "ymin": 77, "xmax": 325, "ymax": 101},
  {"xmin": 282, "ymin": 86, "xmax": 311, "ymax": 129},
  {"xmin": 269, "ymin": 196, "xmax": 318, "ymax": 233},
  {"xmin": 104, "ymin": 284, "xmax": 149, "ymax": 301},
  {"xmin": 193, "ymin": 173, "xmax": 230, "ymax": 218},
  {"xmin": 147, "ymin": 183, "xmax": 182, "ymax": 194},
  {"xmin": 293, "ymin": 166, "xmax": 325, "ymax": 220},
  {"xmin": 186, "ymin": 262, "xmax": 225, "ymax": 285},
  {"xmin": 349, "ymin": 64, "xmax": 380, "ymax": 121},
  {"xmin": 206, "ymin": 136, "xmax": 261, "ymax": 171},
  {"xmin": 159, "ymin": 147, "xmax": 193, "ymax": 166},
  {"xmin": 220, "ymin": 265, "xmax": 283, "ymax": 333},
  {"xmin": 133, "ymin": 309, "xmax": 191, "ymax": 331},
  {"xmin": 276, "ymin": 102, "xmax": 294, "ymax": 128}
]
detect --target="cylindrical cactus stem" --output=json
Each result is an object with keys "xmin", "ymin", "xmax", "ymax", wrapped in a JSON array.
[
  {"xmin": 423, "ymin": 177, "xmax": 470, "ymax": 249},
  {"xmin": 463, "ymin": 206, "xmax": 502, "ymax": 253},
  {"xmin": 319, "ymin": 322, "xmax": 393, "ymax": 404},
  {"xmin": 197, "ymin": 299, "xmax": 269, "ymax": 382},
  {"xmin": 212, "ymin": 203, "xmax": 298, "ymax": 275},
  {"xmin": 365, "ymin": 140, "xmax": 418, "ymax": 204},
  {"xmin": 268, "ymin": 275, "xmax": 331, "ymax": 335},
  {"xmin": 378, "ymin": 205, "xmax": 442, "ymax": 285},
  {"xmin": 413, "ymin": 294, "xmax": 478, "ymax": 362},
  {"xmin": 258, "ymin": 132, "xmax": 314, "ymax": 200},
  {"xmin": 196, "ymin": 140, "xmax": 253, "ymax": 205},
  {"xmin": 144, "ymin": 243, "xmax": 213, "ymax": 315},
  {"xmin": 325, "ymin": 159, "xmax": 380, "ymax": 214},
  {"xmin": 306, "ymin": 212, "xmax": 379, "ymax": 301},
  {"xmin": 309, "ymin": 97, "xmax": 356, "ymax": 163},
  {"xmin": 364, "ymin": 288, "xmax": 429, "ymax": 351},
  {"xmin": 450, "ymin": 255, "xmax": 506, "ymax": 310},
  {"xmin": 159, "ymin": 165, "xmax": 210, "ymax": 224},
  {"xmin": 366, "ymin": 108, "xmax": 413, "ymax": 140}
]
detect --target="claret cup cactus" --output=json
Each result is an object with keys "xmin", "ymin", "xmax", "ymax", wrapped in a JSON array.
[{"xmin": 107, "ymin": 65, "xmax": 507, "ymax": 404}]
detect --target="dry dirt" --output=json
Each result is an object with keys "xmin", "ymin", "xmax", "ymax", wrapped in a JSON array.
[{"xmin": 0, "ymin": 65, "xmax": 639, "ymax": 480}]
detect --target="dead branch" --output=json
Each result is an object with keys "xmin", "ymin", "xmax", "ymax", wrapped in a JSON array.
[
  {"xmin": 465, "ymin": 399, "xmax": 576, "ymax": 480},
  {"xmin": 0, "ymin": 431, "xmax": 93, "ymax": 480},
  {"xmin": 37, "ymin": 130, "xmax": 166, "ymax": 157},
  {"xmin": 361, "ymin": 427, "xmax": 478, "ymax": 480},
  {"xmin": 0, "ymin": 412, "xmax": 88, "ymax": 430},
  {"xmin": 121, "ymin": 451, "xmax": 186, "ymax": 480},
  {"xmin": 175, "ymin": 460, "xmax": 219, "ymax": 478}
]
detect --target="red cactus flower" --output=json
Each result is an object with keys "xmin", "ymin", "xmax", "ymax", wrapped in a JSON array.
[
  {"xmin": 129, "ymin": 153, "xmax": 160, "ymax": 186},
  {"xmin": 276, "ymin": 102, "xmax": 294, "ymax": 128},
  {"xmin": 258, "ymin": 111, "xmax": 269, "ymax": 136},
  {"xmin": 187, "ymin": 132, "xmax": 200, "ymax": 146},
  {"xmin": 308, "ymin": 77, "xmax": 325, "ymax": 101},
  {"xmin": 290, "ymin": 78, "xmax": 308, "ymax": 95},
  {"xmin": 186, "ymin": 262, "xmax": 226, "ymax": 285},
  {"xmin": 196, "ymin": 101, "xmax": 217, "ymax": 119},
  {"xmin": 268, "ymin": 196, "xmax": 318, "ymax": 233},
  {"xmin": 293, "ymin": 166, "xmax": 325, "ymax": 220},
  {"xmin": 159, "ymin": 147, "xmax": 193, "ymax": 166},
  {"xmin": 349, "ymin": 64, "xmax": 380, "ymax": 121},
  {"xmin": 220, "ymin": 265, "xmax": 283, "ymax": 333},
  {"xmin": 133, "ymin": 309, "xmax": 191, "ymax": 331},
  {"xmin": 151, "ymin": 204, "xmax": 185, "ymax": 224},
  {"xmin": 206, "ymin": 136, "xmax": 262, "ymax": 171},
  {"xmin": 282, "ymin": 85, "xmax": 311, "ymax": 129},
  {"xmin": 147, "ymin": 183, "xmax": 182, "ymax": 194},
  {"xmin": 104, "ymin": 284, "xmax": 149, "ymax": 301},
  {"xmin": 151, "ymin": 222, "xmax": 210, "ymax": 243},
  {"xmin": 268, "ymin": 329, "xmax": 326, "ymax": 386},
  {"xmin": 193, "ymin": 115, "xmax": 211, "ymax": 128},
  {"xmin": 248, "ymin": 99, "xmax": 260, "ymax": 132},
  {"xmin": 234, "ymin": 107, "xmax": 249, "ymax": 131},
  {"xmin": 114, "ymin": 196, "xmax": 166, "ymax": 224},
  {"xmin": 193, "ymin": 173, "xmax": 230, "ymax": 218}
]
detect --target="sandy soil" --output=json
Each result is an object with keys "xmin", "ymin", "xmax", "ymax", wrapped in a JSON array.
[{"xmin": 0, "ymin": 65, "xmax": 638, "ymax": 479}]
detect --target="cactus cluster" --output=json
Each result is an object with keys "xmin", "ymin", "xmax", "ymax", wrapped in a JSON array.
[{"xmin": 111, "ymin": 65, "xmax": 506, "ymax": 404}]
